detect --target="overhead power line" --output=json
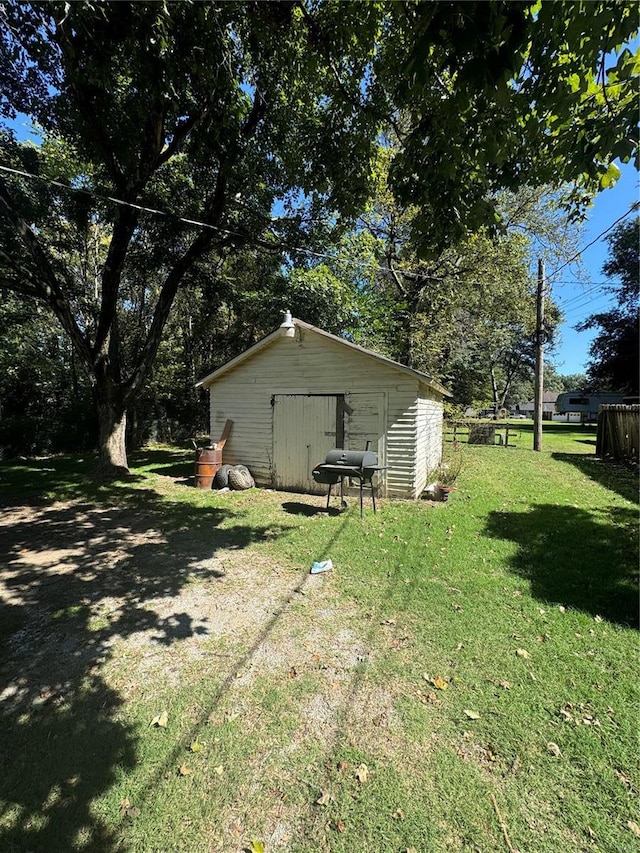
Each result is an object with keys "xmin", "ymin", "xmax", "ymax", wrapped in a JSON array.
[
  {"xmin": 546, "ymin": 199, "xmax": 640, "ymax": 280},
  {"xmin": 560, "ymin": 294, "xmax": 618, "ymax": 319},
  {"xmin": 1, "ymin": 160, "xmax": 638, "ymax": 289},
  {"xmin": 555, "ymin": 280, "xmax": 610, "ymax": 310},
  {"xmin": 0, "ymin": 161, "xmax": 429, "ymax": 278},
  {"xmin": 0, "ymin": 162, "xmax": 252, "ymax": 241}
]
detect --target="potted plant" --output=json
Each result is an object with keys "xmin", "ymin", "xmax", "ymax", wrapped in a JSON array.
[{"xmin": 435, "ymin": 452, "xmax": 462, "ymax": 501}]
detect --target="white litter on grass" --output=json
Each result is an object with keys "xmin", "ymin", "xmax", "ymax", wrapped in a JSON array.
[{"xmin": 310, "ymin": 560, "xmax": 333, "ymax": 575}]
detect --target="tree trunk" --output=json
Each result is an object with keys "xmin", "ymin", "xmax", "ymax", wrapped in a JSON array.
[
  {"xmin": 490, "ymin": 366, "xmax": 500, "ymax": 413},
  {"xmin": 96, "ymin": 386, "xmax": 129, "ymax": 477}
]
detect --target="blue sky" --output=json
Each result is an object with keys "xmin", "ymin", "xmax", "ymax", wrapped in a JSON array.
[{"xmin": 548, "ymin": 161, "xmax": 638, "ymax": 376}]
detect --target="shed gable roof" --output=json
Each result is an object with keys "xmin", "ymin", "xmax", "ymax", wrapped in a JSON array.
[{"xmin": 196, "ymin": 318, "xmax": 451, "ymax": 397}]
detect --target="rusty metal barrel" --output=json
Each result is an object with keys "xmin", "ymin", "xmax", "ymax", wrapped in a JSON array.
[{"xmin": 194, "ymin": 446, "xmax": 222, "ymax": 489}]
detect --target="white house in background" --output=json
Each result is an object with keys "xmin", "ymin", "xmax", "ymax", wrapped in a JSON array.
[
  {"xmin": 196, "ymin": 315, "xmax": 451, "ymax": 499},
  {"xmin": 555, "ymin": 391, "xmax": 627, "ymax": 422}
]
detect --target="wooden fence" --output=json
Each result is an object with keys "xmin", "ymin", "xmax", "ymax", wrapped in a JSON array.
[
  {"xmin": 596, "ymin": 405, "xmax": 639, "ymax": 463},
  {"xmin": 445, "ymin": 421, "xmax": 515, "ymax": 446}
]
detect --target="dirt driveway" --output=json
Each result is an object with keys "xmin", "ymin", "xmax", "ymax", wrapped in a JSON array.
[{"xmin": 0, "ymin": 492, "xmax": 392, "ymax": 851}]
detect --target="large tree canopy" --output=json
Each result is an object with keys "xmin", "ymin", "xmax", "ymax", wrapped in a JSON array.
[
  {"xmin": 0, "ymin": 1, "xmax": 637, "ymax": 472},
  {"xmin": 0, "ymin": 1, "xmax": 384, "ymax": 471},
  {"xmin": 381, "ymin": 0, "xmax": 639, "ymax": 248}
]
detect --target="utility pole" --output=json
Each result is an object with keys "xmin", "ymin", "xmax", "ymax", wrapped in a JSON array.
[{"xmin": 533, "ymin": 258, "xmax": 545, "ymax": 452}]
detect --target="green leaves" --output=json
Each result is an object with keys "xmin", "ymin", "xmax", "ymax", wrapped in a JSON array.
[
  {"xmin": 599, "ymin": 163, "xmax": 621, "ymax": 190},
  {"xmin": 379, "ymin": 1, "xmax": 639, "ymax": 248}
]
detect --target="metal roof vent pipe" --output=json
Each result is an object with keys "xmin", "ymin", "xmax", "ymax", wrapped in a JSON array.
[{"xmin": 280, "ymin": 310, "xmax": 295, "ymax": 338}]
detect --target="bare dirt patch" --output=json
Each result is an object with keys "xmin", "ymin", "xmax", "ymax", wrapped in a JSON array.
[{"xmin": 0, "ymin": 495, "xmax": 392, "ymax": 852}]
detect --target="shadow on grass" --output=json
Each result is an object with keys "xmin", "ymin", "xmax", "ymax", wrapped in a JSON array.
[
  {"xmin": 0, "ymin": 446, "xmax": 197, "ymax": 507},
  {"xmin": 0, "ymin": 453, "xmax": 104, "ymax": 506},
  {"xmin": 129, "ymin": 447, "xmax": 195, "ymax": 479},
  {"xmin": 0, "ymin": 461, "xmax": 292, "ymax": 851},
  {"xmin": 281, "ymin": 501, "xmax": 343, "ymax": 517},
  {"xmin": 485, "ymin": 503, "xmax": 638, "ymax": 628},
  {"xmin": 515, "ymin": 422, "xmax": 598, "ymax": 436},
  {"xmin": 552, "ymin": 452, "xmax": 639, "ymax": 505}
]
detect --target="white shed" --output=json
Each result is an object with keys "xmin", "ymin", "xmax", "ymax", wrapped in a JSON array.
[{"xmin": 196, "ymin": 316, "xmax": 451, "ymax": 499}]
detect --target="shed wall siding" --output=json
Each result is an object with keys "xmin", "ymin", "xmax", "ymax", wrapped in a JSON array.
[
  {"xmin": 415, "ymin": 390, "xmax": 444, "ymax": 495},
  {"xmin": 206, "ymin": 327, "xmax": 442, "ymax": 498},
  {"xmin": 383, "ymin": 387, "xmax": 419, "ymax": 498}
]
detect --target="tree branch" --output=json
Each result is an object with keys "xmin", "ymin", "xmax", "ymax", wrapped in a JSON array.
[
  {"xmin": 123, "ymin": 152, "xmax": 232, "ymax": 400},
  {"xmin": 0, "ymin": 175, "xmax": 95, "ymax": 372},
  {"xmin": 93, "ymin": 205, "xmax": 140, "ymax": 363},
  {"xmin": 241, "ymin": 88, "xmax": 266, "ymax": 139},
  {"xmin": 387, "ymin": 258, "xmax": 408, "ymax": 298},
  {"xmin": 55, "ymin": 15, "xmax": 128, "ymax": 192},
  {"xmin": 0, "ymin": 275, "xmax": 40, "ymax": 299},
  {"xmin": 157, "ymin": 108, "xmax": 206, "ymax": 168},
  {"xmin": 298, "ymin": 1, "xmax": 403, "ymax": 140}
]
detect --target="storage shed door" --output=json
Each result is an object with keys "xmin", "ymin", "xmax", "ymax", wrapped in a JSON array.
[{"xmin": 273, "ymin": 395, "xmax": 337, "ymax": 493}]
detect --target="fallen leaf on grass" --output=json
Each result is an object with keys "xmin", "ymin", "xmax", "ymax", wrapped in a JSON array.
[
  {"xmin": 249, "ymin": 841, "xmax": 265, "ymax": 853},
  {"xmin": 178, "ymin": 764, "xmax": 192, "ymax": 776},
  {"xmin": 190, "ymin": 739, "xmax": 204, "ymax": 753},
  {"xmin": 615, "ymin": 769, "xmax": 636, "ymax": 792},
  {"xmin": 356, "ymin": 763, "xmax": 369, "ymax": 783},
  {"xmin": 337, "ymin": 760, "xmax": 350, "ymax": 772},
  {"xmin": 627, "ymin": 821, "xmax": 640, "ymax": 838},
  {"xmin": 515, "ymin": 648, "xmax": 530, "ymax": 659},
  {"xmin": 150, "ymin": 710, "xmax": 168, "ymax": 727},
  {"xmin": 425, "ymin": 675, "xmax": 448, "ymax": 690},
  {"xmin": 213, "ymin": 765, "xmax": 224, "ymax": 776},
  {"xmin": 499, "ymin": 680, "xmax": 511, "ymax": 690},
  {"xmin": 558, "ymin": 605, "xmax": 566, "ymax": 613},
  {"xmin": 316, "ymin": 790, "xmax": 330, "ymax": 806},
  {"xmin": 393, "ymin": 808, "xmax": 405, "ymax": 820},
  {"xmin": 120, "ymin": 797, "xmax": 140, "ymax": 819},
  {"xmin": 229, "ymin": 820, "xmax": 243, "ymax": 838},
  {"xmin": 335, "ymin": 819, "xmax": 346, "ymax": 833},
  {"xmin": 546, "ymin": 742, "xmax": 562, "ymax": 757},
  {"xmin": 594, "ymin": 615, "xmax": 603, "ymax": 623},
  {"xmin": 419, "ymin": 691, "xmax": 438, "ymax": 705},
  {"xmin": 464, "ymin": 709, "xmax": 481, "ymax": 720}
]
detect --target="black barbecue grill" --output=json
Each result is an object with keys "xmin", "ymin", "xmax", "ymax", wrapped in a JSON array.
[{"xmin": 312, "ymin": 443, "xmax": 385, "ymax": 517}]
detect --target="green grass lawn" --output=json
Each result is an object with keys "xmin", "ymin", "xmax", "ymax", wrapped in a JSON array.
[{"xmin": 0, "ymin": 424, "xmax": 638, "ymax": 853}]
